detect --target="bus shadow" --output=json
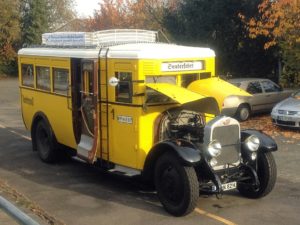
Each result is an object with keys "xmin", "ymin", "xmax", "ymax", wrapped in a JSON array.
[{"xmin": 0, "ymin": 126, "xmax": 167, "ymax": 217}]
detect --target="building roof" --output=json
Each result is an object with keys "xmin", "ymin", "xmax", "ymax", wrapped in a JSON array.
[{"xmin": 18, "ymin": 43, "xmax": 215, "ymax": 60}]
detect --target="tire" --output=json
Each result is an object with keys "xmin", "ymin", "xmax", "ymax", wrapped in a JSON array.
[
  {"xmin": 238, "ymin": 152, "xmax": 277, "ymax": 198},
  {"xmin": 236, "ymin": 105, "xmax": 250, "ymax": 121},
  {"xmin": 154, "ymin": 152, "xmax": 199, "ymax": 216},
  {"xmin": 34, "ymin": 120, "xmax": 58, "ymax": 163}
]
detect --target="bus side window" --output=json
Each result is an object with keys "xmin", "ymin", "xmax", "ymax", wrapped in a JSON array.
[
  {"xmin": 115, "ymin": 72, "xmax": 132, "ymax": 103},
  {"xmin": 36, "ymin": 66, "xmax": 50, "ymax": 91},
  {"xmin": 53, "ymin": 68, "xmax": 69, "ymax": 95},
  {"xmin": 21, "ymin": 64, "xmax": 34, "ymax": 87}
]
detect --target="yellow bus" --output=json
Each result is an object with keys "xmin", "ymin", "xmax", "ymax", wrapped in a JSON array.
[{"xmin": 18, "ymin": 29, "xmax": 277, "ymax": 216}]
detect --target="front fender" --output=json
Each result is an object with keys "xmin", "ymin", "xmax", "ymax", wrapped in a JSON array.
[
  {"xmin": 241, "ymin": 129, "xmax": 277, "ymax": 152},
  {"xmin": 154, "ymin": 140, "xmax": 201, "ymax": 165},
  {"xmin": 142, "ymin": 140, "xmax": 201, "ymax": 185}
]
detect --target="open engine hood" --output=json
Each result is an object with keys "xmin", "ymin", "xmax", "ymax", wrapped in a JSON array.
[
  {"xmin": 188, "ymin": 77, "xmax": 251, "ymax": 108},
  {"xmin": 146, "ymin": 83, "xmax": 220, "ymax": 115}
]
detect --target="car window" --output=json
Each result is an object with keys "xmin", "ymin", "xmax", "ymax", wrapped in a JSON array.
[
  {"xmin": 246, "ymin": 81, "xmax": 262, "ymax": 94},
  {"xmin": 261, "ymin": 80, "xmax": 281, "ymax": 93}
]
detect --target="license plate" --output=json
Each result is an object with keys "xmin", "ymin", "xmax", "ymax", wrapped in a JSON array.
[
  {"xmin": 278, "ymin": 116, "xmax": 289, "ymax": 121},
  {"xmin": 221, "ymin": 182, "xmax": 237, "ymax": 191}
]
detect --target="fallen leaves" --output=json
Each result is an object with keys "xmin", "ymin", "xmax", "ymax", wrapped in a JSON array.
[
  {"xmin": 240, "ymin": 114, "xmax": 300, "ymax": 142},
  {"xmin": 0, "ymin": 179, "xmax": 65, "ymax": 225}
]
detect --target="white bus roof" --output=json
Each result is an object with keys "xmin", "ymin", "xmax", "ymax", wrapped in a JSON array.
[{"xmin": 18, "ymin": 43, "xmax": 215, "ymax": 60}]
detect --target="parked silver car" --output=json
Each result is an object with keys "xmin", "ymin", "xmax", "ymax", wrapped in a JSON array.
[
  {"xmin": 226, "ymin": 78, "xmax": 293, "ymax": 121},
  {"xmin": 271, "ymin": 90, "xmax": 300, "ymax": 128}
]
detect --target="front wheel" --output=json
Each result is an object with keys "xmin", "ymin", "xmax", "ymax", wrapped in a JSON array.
[
  {"xmin": 238, "ymin": 152, "xmax": 277, "ymax": 198},
  {"xmin": 155, "ymin": 152, "xmax": 199, "ymax": 216}
]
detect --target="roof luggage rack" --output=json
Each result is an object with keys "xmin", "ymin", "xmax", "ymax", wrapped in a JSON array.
[{"xmin": 42, "ymin": 29, "xmax": 159, "ymax": 47}]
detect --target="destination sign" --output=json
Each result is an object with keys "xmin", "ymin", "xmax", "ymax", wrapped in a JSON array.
[{"xmin": 161, "ymin": 61, "xmax": 203, "ymax": 72}]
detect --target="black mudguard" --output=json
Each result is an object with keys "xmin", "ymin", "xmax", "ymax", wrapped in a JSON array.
[
  {"xmin": 149, "ymin": 140, "xmax": 201, "ymax": 166},
  {"xmin": 142, "ymin": 140, "xmax": 201, "ymax": 184},
  {"xmin": 241, "ymin": 129, "xmax": 277, "ymax": 152}
]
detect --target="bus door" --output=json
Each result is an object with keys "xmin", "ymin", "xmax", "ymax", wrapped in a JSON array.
[
  {"xmin": 108, "ymin": 70, "xmax": 138, "ymax": 169},
  {"xmin": 76, "ymin": 60, "xmax": 99, "ymax": 160}
]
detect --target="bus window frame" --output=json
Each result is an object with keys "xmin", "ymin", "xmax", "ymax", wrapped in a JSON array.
[
  {"xmin": 115, "ymin": 71, "xmax": 133, "ymax": 103},
  {"xmin": 36, "ymin": 66, "xmax": 51, "ymax": 92},
  {"xmin": 52, "ymin": 67, "xmax": 69, "ymax": 96},
  {"xmin": 21, "ymin": 64, "xmax": 35, "ymax": 88}
]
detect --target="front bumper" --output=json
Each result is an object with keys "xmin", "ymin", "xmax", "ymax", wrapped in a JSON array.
[
  {"xmin": 197, "ymin": 159, "xmax": 259, "ymax": 194},
  {"xmin": 271, "ymin": 112, "xmax": 300, "ymax": 128}
]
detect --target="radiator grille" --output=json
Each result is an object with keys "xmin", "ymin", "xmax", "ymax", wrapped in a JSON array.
[
  {"xmin": 278, "ymin": 110, "xmax": 297, "ymax": 115},
  {"xmin": 212, "ymin": 124, "xmax": 240, "ymax": 169},
  {"xmin": 212, "ymin": 125, "xmax": 239, "ymax": 146}
]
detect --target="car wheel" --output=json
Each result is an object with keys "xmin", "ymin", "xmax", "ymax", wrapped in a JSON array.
[
  {"xmin": 35, "ymin": 120, "xmax": 58, "ymax": 163},
  {"xmin": 238, "ymin": 152, "xmax": 277, "ymax": 198},
  {"xmin": 155, "ymin": 152, "xmax": 199, "ymax": 216},
  {"xmin": 236, "ymin": 105, "xmax": 250, "ymax": 121}
]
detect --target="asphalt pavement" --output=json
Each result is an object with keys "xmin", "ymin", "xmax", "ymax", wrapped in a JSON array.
[{"xmin": 0, "ymin": 78, "xmax": 299, "ymax": 225}]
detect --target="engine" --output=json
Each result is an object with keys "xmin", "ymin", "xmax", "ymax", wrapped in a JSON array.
[{"xmin": 159, "ymin": 109, "xmax": 205, "ymax": 143}]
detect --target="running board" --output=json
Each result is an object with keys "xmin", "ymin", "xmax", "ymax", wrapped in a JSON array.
[
  {"xmin": 77, "ymin": 134, "xmax": 93, "ymax": 158},
  {"xmin": 109, "ymin": 165, "xmax": 141, "ymax": 177}
]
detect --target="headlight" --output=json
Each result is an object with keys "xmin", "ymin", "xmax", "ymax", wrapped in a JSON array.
[
  {"xmin": 208, "ymin": 140, "xmax": 222, "ymax": 157},
  {"xmin": 271, "ymin": 105, "xmax": 278, "ymax": 114},
  {"xmin": 245, "ymin": 135, "xmax": 260, "ymax": 152}
]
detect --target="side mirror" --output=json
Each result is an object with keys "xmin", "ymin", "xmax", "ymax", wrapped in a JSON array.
[{"xmin": 108, "ymin": 77, "xmax": 119, "ymax": 87}]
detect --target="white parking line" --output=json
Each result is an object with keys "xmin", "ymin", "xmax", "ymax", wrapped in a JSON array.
[
  {"xmin": 0, "ymin": 123, "xmax": 31, "ymax": 141},
  {"xmin": 1, "ymin": 122, "xmax": 237, "ymax": 224},
  {"xmin": 194, "ymin": 208, "xmax": 237, "ymax": 225}
]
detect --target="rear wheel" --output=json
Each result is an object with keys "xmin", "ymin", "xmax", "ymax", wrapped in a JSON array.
[
  {"xmin": 238, "ymin": 152, "xmax": 277, "ymax": 198},
  {"xmin": 155, "ymin": 152, "xmax": 199, "ymax": 216},
  {"xmin": 34, "ymin": 120, "xmax": 58, "ymax": 163}
]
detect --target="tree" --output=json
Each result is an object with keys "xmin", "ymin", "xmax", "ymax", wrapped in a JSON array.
[
  {"xmin": 20, "ymin": 0, "xmax": 75, "ymax": 46},
  {"xmin": 48, "ymin": 0, "xmax": 76, "ymax": 30},
  {"xmin": 0, "ymin": 0, "xmax": 20, "ymax": 75},
  {"xmin": 87, "ymin": 0, "xmax": 130, "ymax": 30},
  {"xmin": 243, "ymin": 0, "xmax": 300, "ymax": 49},
  {"xmin": 127, "ymin": 0, "xmax": 173, "ymax": 30},
  {"xmin": 87, "ymin": 0, "xmax": 173, "ymax": 31},
  {"xmin": 241, "ymin": 0, "xmax": 300, "ymax": 85},
  {"xmin": 20, "ymin": 0, "xmax": 50, "ymax": 46},
  {"xmin": 163, "ymin": 0, "xmax": 278, "ymax": 77}
]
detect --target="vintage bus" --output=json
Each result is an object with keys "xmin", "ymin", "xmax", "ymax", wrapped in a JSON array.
[{"xmin": 18, "ymin": 29, "xmax": 277, "ymax": 216}]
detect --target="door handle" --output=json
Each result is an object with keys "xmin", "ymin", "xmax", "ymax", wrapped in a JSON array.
[{"xmin": 67, "ymin": 84, "xmax": 72, "ymax": 110}]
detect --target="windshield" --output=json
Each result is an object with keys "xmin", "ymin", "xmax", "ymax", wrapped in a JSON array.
[
  {"xmin": 181, "ymin": 74, "xmax": 200, "ymax": 87},
  {"xmin": 145, "ymin": 75, "xmax": 177, "ymax": 104},
  {"xmin": 146, "ymin": 75, "xmax": 176, "ymax": 84},
  {"xmin": 145, "ymin": 87, "xmax": 176, "ymax": 104}
]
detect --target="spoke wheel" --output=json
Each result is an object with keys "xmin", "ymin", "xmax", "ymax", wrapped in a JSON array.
[
  {"xmin": 238, "ymin": 152, "xmax": 277, "ymax": 198},
  {"xmin": 155, "ymin": 152, "xmax": 199, "ymax": 216}
]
